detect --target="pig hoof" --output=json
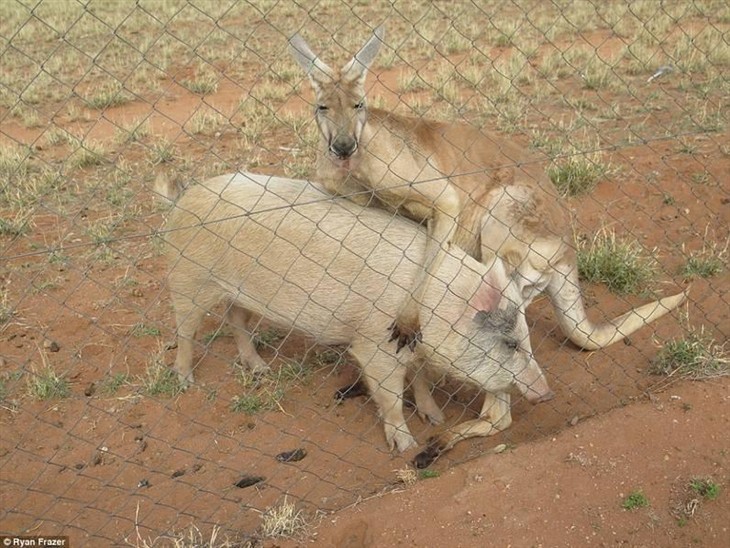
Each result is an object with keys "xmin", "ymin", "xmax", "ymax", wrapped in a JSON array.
[
  {"xmin": 388, "ymin": 322, "xmax": 423, "ymax": 353},
  {"xmin": 394, "ymin": 433, "xmax": 417, "ymax": 454},
  {"xmin": 334, "ymin": 380, "xmax": 368, "ymax": 401},
  {"xmin": 175, "ymin": 371, "xmax": 194, "ymax": 388},
  {"xmin": 412, "ymin": 438, "xmax": 443, "ymax": 469},
  {"xmin": 247, "ymin": 361, "xmax": 271, "ymax": 378}
]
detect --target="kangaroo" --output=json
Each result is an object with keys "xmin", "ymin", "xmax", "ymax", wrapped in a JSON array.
[{"xmin": 289, "ymin": 26, "xmax": 687, "ymax": 466}]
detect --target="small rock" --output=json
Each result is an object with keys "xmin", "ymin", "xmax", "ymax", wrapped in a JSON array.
[
  {"xmin": 276, "ymin": 448, "xmax": 307, "ymax": 463},
  {"xmin": 171, "ymin": 469, "xmax": 185, "ymax": 478},
  {"xmin": 234, "ymin": 475, "xmax": 265, "ymax": 489},
  {"xmin": 492, "ymin": 444, "xmax": 507, "ymax": 454},
  {"xmin": 191, "ymin": 463, "xmax": 203, "ymax": 473},
  {"xmin": 569, "ymin": 415, "xmax": 580, "ymax": 427},
  {"xmin": 44, "ymin": 340, "xmax": 60, "ymax": 352},
  {"xmin": 131, "ymin": 288, "xmax": 144, "ymax": 297},
  {"xmin": 138, "ymin": 479, "xmax": 150, "ymax": 488},
  {"xmin": 84, "ymin": 383, "xmax": 96, "ymax": 397}
]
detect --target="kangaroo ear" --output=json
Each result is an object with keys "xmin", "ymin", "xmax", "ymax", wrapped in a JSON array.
[
  {"xmin": 342, "ymin": 25, "xmax": 385, "ymax": 85},
  {"xmin": 289, "ymin": 33, "xmax": 334, "ymax": 86}
]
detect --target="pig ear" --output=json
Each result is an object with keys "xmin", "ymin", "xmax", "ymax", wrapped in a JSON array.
[
  {"xmin": 474, "ymin": 306, "xmax": 519, "ymax": 334},
  {"xmin": 468, "ymin": 258, "xmax": 510, "ymax": 313}
]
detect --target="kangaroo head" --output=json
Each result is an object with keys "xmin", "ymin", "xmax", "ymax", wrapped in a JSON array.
[{"xmin": 289, "ymin": 26, "xmax": 384, "ymax": 161}]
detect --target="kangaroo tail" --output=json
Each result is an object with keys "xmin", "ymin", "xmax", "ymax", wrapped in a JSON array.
[{"xmin": 548, "ymin": 262, "xmax": 687, "ymax": 350}]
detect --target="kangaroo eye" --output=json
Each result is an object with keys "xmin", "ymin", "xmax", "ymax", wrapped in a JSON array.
[{"xmin": 316, "ymin": 105, "xmax": 329, "ymax": 112}]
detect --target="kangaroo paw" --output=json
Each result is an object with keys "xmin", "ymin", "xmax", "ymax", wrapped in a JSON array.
[{"xmin": 388, "ymin": 321, "xmax": 423, "ymax": 353}]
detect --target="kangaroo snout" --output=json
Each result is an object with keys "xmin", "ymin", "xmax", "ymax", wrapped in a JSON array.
[{"xmin": 330, "ymin": 136, "xmax": 358, "ymax": 159}]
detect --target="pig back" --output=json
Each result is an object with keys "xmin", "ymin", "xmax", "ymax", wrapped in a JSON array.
[{"xmin": 166, "ymin": 172, "xmax": 427, "ymax": 343}]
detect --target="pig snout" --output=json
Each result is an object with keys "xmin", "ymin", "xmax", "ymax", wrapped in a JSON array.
[{"xmin": 515, "ymin": 360, "xmax": 553, "ymax": 404}]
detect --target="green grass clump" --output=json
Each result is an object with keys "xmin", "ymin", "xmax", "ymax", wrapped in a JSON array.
[
  {"xmin": 253, "ymin": 328, "xmax": 283, "ymax": 350},
  {"xmin": 142, "ymin": 362, "xmax": 184, "ymax": 397},
  {"xmin": 68, "ymin": 140, "xmax": 107, "ymax": 169},
  {"xmin": 548, "ymin": 155, "xmax": 608, "ymax": 197},
  {"xmin": 231, "ymin": 393, "xmax": 269, "ymax": 414},
  {"xmin": 651, "ymin": 331, "xmax": 728, "ymax": 380},
  {"xmin": 0, "ymin": 290, "xmax": 13, "ymax": 324},
  {"xmin": 231, "ymin": 369, "xmax": 284, "ymax": 414},
  {"xmin": 100, "ymin": 372, "xmax": 129, "ymax": 395},
  {"xmin": 27, "ymin": 366, "xmax": 71, "ymax": 400},
  {"xmin": 182, "ymin": 74, "xmax": 219, "ymax": 96},
  {"xmin": 683, "ymin": 255, "xmax": 724, "ymax": 279},
  {"xmin": 131, "ymin": 323, "xmax": 162, "ymax": 338},
  {"xmin": 682, "ymin": 239, "xmax": 727, "ymax": 279},
  {"xmin": 419, "ymin": 469, "xmax": 440, "ymax": 479},
  {"xmin": 85, "ymin": 84, "xmax": 131, "ymax": 110},
  {"xmin": 690, "ymin": 478, "xmax": 720, "ymax": 501},
  {"xmin": 0, "ymin": 215, "xmax": 31, "ymax": 236},
  {"xmin": 576, "ymin": 229, "xmax": 657, "ymax": 295},
  {"xmin": 622, "ymin": 490, "xmax": 649, "ymax": 510}
]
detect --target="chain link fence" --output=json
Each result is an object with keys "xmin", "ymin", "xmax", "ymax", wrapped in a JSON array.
[{"xmin": 1, "ymin": 0, "xmax": 728, "ymax": 545}]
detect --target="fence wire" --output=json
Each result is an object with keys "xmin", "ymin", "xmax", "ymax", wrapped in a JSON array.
[{"xmin": 1, "ymin": 0, "xmax": 728, "ymax": 545}]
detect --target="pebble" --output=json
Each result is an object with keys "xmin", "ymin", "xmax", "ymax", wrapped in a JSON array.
[
  {"xmin": 43, "ymin": 340, "xmax": 60, "ymax": 352},
  {"xmin": 234, "ymin": 475, "xmax": 265, "ymax": 488}
]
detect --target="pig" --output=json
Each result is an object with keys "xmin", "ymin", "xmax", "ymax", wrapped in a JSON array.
[{"xmin": 163, "ymin": 171, "xmax": 553, "ymax": 455}]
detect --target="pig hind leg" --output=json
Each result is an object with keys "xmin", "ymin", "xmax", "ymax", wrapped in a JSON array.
[
  {"xmin": 412, "ymin": 392, "xmax": 511, "ymax": 469},
  {"xmin": 225, "ymin": 305, "xmax": 271, "ymax": 376}
]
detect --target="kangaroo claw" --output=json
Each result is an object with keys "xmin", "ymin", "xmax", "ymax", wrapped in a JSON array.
[{"xmin": 388, "ymin": 321, "xmax": 422, "ymax": 353}]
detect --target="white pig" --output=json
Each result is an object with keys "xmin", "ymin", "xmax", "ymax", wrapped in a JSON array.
[{"xmin": 163, "ymin": 172, "xmax": 553, "ymax": 454}]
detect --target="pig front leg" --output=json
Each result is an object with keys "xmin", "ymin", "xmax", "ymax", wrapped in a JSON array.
[
  {"xmin": 412, "ymin": 392, "xmax": 511, "ymax": 469},
  {"xmin": 171, "ymin": 288, "xmax": 220, "ymax": 386},
  {"xmin": 350, "ymin": 340, "xmax": 417, "ymax": 453}
]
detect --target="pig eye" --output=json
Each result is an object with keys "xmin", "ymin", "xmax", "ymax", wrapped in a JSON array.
[{"xmin": 503, "ymin": 338, "xmax": 519, "ymax": 351}]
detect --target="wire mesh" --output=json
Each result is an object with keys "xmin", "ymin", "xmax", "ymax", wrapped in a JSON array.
[{"xmin": 1, "ymin": 0, "xmax": 728, "ymax": 545}]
